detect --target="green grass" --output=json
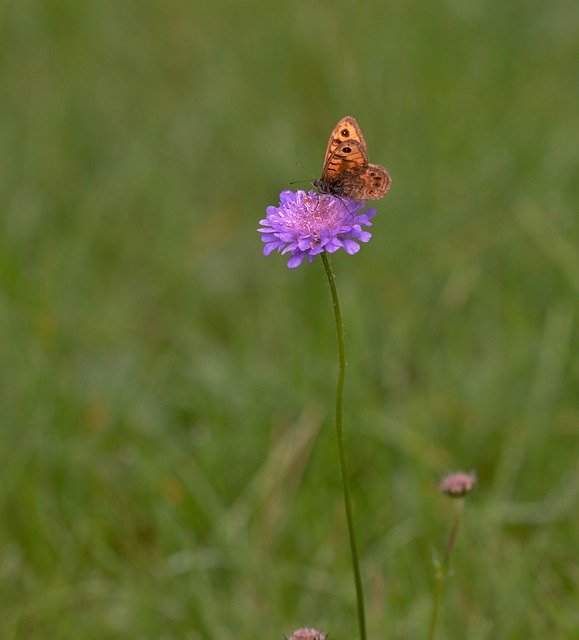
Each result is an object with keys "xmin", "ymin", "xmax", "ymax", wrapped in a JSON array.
[{"xmin": 1, "ymin": 0, "xmax": 578, "ymax": 638}]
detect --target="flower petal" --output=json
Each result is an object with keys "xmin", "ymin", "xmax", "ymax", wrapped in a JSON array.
[
  {"xmin": 287, "ymin": 252, "xmax": 307, "ymax": 268},
  {"xmin": 343, "ymin": 239, "xmax": 360, "ymax": 254},
  {"xmin": 263, "ymin": 241, "xmax": 281, "ymax": 255}
]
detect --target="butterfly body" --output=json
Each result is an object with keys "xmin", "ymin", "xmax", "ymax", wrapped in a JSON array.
[{"xmin": 313, "ymin": 116, "xmax": 391, "ymax": 201}]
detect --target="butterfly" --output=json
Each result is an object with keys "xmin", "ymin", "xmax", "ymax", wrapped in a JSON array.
[{"xmin": 312, "ymin": 116, "xmax": 391, "ymax": 201}]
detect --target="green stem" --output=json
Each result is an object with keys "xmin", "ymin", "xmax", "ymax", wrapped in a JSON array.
[
  {"xmin": 427, "ymin": 499, "xmax": 464, "ymax": 640},
  {"xmin": 321, "ymin": 252, "xmax": 367, "ymax": 640}
]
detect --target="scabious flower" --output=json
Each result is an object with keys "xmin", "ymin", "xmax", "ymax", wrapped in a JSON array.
[
  {"xmin": 258, "ymin": 190, "xmax": 376, "ymax": 268},
  {"xmin": 439, "ymin": 471, "xmax": 477, "ymax": 498},
  {"xmin": 286, "ymin": 628, "xmax": 327, "ymax": 640}
]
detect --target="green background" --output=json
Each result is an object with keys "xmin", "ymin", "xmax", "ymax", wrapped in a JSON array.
[{"xmin": 1, "ymin": 0, "xmax": 578, "ymax": 638}]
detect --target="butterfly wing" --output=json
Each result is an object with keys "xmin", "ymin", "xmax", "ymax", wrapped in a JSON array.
[
  {"xmin": 347, "ymin": 164, "xmax": 392, "ymax": 200},
  {"xmin": 322, "ymin": 116, "xmax": 367, "ymax": 167},
  {"xmin": 322, "ymin": 139, "xmax": 368, "ymax": 180}
]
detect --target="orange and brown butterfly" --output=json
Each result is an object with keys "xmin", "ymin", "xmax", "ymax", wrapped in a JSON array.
[{"xmin": 312, "ymin": 116, "xmax": 392, "ymax": 201}]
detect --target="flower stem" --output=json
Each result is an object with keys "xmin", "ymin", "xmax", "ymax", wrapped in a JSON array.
[
  {"xmin": 321, "ymin": 252, "xmax": 367, "ymax": 640},
  {"xmin": 427, "ymin": 499, "xmax": 465, "ymax": 640}
]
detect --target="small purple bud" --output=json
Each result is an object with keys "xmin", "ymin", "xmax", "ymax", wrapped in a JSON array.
[
  {"xmin": 439, "ymin": 471, "xmax": 476, "ymax": 497},
  {"xmin": 286, "ymin": 628, "xmax": 327, "ymax": 640}
]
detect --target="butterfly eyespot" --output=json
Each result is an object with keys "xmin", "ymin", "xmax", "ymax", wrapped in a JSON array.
[
  {"xmin": 343, "ymin": 147, "xmax": 351, "ymax": 153},
  {"xmin": 341, "ymin": 128, "xmax": 349, "ymax": 136}
]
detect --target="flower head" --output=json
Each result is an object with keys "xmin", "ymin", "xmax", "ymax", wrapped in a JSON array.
[
  {"xmin": 439, "ymin": 471, "xmax": 477, "ymax": 498},
  {"xmin": 286, "ymin": 628, "xmax": 327, "ymax": 640},
  {"xmin": 258, "ymin": 190, "xmax": 376, "ymax": 268}
]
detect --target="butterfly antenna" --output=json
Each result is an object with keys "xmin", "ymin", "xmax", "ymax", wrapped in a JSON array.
[{"xmin": 289, "ymin": 161, "xmax": 317, "ymax": 185}]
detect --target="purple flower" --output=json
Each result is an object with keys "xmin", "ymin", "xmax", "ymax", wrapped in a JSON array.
[{"xmin": 258, "ymin": 190, "xmax": 376, "ymax": 268}]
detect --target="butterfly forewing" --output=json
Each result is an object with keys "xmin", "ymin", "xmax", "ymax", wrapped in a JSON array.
[
  {"xmin": 323, "ymin": 140, "xmax": 368, "ymax": 178},
  {"xmin": 323, "ymin": 116, "xmax": 367, "ymax": 164}
]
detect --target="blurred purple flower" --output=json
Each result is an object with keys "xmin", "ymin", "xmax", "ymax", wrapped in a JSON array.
[
  {"xmin": 439, "ymin": 471, "xmax": 477, "ymax": 498},
  {"xmin": 286, "ymin": 628, "xmax": 327, "ymax": 640},
  {"xmin": 258, "ymin": 190, "xmax": 376, "ymax": 268}
]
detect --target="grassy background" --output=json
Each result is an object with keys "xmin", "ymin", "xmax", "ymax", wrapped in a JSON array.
[{"xmin": 1, "ymin": 0, "xmax": 578, "ymax": 638}]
